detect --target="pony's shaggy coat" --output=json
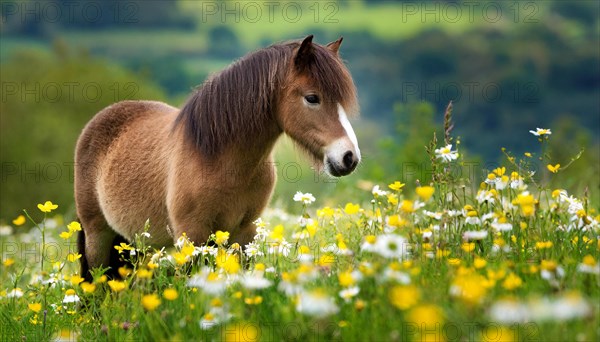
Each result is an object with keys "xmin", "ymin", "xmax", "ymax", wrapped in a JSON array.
[{"xmin": 75, "ymin": 36, "xmax": 359, "ymax": 280}]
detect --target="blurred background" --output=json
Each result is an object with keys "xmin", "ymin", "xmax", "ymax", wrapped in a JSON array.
[{"xmin": 1, "ymin": 0, "xmax": 599, "ymax": 220}]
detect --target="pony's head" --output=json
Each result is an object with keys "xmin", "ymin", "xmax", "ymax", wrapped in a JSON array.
[{"xmin": 277, "ymin": 35, "xmax": 360, "ymax": 177}]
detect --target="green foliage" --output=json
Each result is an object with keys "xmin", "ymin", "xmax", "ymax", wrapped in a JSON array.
[{"xmin": 0, "ymin": 44, "xmax": 167, "ymax": 219}]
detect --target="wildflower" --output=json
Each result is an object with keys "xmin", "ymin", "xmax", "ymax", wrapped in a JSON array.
[
  {"xmin": 491, "ymin": 221, "xmax": 513, "ymax": 232},
  {"xmin": 187, "ymin": 268, "xmax": 227, "ymax": 295},
  {"xmin": 547, "ymin": 164, "xmax": 560, "ymax": 173},
  {"xmin": 3, "ymin": 258, "xmax": 15, "ymax": 267},
  {"xmin": 0, "ymin": 225, "xmax": 12, "ymax": 236},
  {"xmin": 577, "ymin": 255, "xmax": 600, "ymax": 275},
  {"xmin": 405, "ymin": 304, "xmax": 445, "ymax": 329},
  {"xmin": 136, "ymin": 268, "xmax": 153, "ymax": 279},
  {"xmin": 371, "ymin": 234, "xmax": 410, "ymax": 259},
  {"xmin": 141, "ymin": 294, "xmax": 161, "ymax": 311},
  {"xmin": 344, "ymin": 203, "xmax": 360, "ymax": 215},
  {"xmin": 400, "ymin": 200, "xmax": 415, "ymax": 213},
  {"xmin": 450, "ymin": 273, "xmax": 488, "ymax": 304},
  {"xmin": 389, "ymin": 285, "xmax": 420, "ymax": 310},
  {"xmin": 296, "ymin": 289, "xmax": 339, "ymax": 318},
  {"xmin": 30, "ymin": 314, "xmax": 40, "ymax": 325},
  {"xmin": 415, "ymin": 186, "xmax": 435, "ymax": 201},
  {"xmin": 535, "ymin": 241, "xmax": 553, "ymax": 250},
  {"xmin": 244, "ymin": 296, "xmax": 263, "ymax": 305},
  {"xmin": 461, "ymin": 242, "xmax": 476, "ymax": 252},
  {"xmin": 529, "ymin": 128, "xmax": 551, "ymax": 136},
  {"xmin": 372, "ymin": 185, "xmax": 388, "ymax": 197},
  {"xmin": 514, "ymin": 192, "xmax": 535, "ymax": 217},
  {"xmin": 80, "ymin": 282, "xmax": 96, "ymax": 294},
  {"xmin": 215, "ymin": 250, "xmax": 240, "ymax": 274},
  {"xmin": 65, "ymin": 253, "xmax": 81, "ymax": 263},
  {"xmin": 293, "ymin": 191, "xmax": 315, "ymax": 204},
  {"xmin": 28, "ymin": 303, "xmax": 42, "ymax": 313},
  {"xmin": 269, "ymin": 224, "xmax": 285, "ymax": 241},
  {"xmin": 199, "ymin": 313, "xmax": 218, "ymax": 330},
  {"xmin": 59, "ymin": 231, "xmax": 73, "ymax": 240},
  {"xmin": 388, "ymin": 181, "xmax": 405, "ymax": 191},
  {"xmin": 63, "ymin": 289, "xmax": 80, "ymax": 304},
  {"xmin": 118, "ymin": 267, "xmax": 132, "ymax": 278},
  {"xmin": 12, "ymin": 215, "xmax": 26, "ymax": 226},
  {"xmin": 240, "ymin": 273, "xmax": 272, "ymax": 290},
  {"xmin": 37, "ymin": 201, "xmax": 58, "ymax": 213},
  {"xmin": 67, "ymin": 221, "xmax": 81, "ymax": 232},
  {"xmin": 463, "ymin": 231, "xmax": 488, "ymax": 241},
  {"xmin": 70, "ymin": 274, "xmax": 84, "ymax": 286},
  {"xmin": 107, "ymin": 280, "xmax": 127, "ymax": 293},
  {"xmin": 163, "ymin": 288, "xmax": 178, "ymax": 301},
  {"xmin": 474, "ymin": 257, "xmax": 487, "ymax": 269},
  {"xmin": 114, "ymin": 242, "xmax": 135, "ymax": 254},
  {"xmin": 502, "ymin": 273, "xmax": 523, "ymax": 290},
  {"xmin": 339, "ymin": 286, "xmax": 360, "ymax": 302},
  {"xmin": 214, "ymin": 230, "xmax": 229, "ymax": 246},
  {"xmin": 435, "ymin": 144, "xmax": 459, "ymax": 162}
]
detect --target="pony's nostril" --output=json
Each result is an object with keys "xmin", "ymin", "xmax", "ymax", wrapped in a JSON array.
[{"xmin": 343, "ymin": 151, "xmax": 356, "ymax": 170}]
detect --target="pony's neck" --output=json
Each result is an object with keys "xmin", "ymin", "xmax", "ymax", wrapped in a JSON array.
[{"xmin": 226, "ymin": 114, "xmax": 283, "ymax": 169}]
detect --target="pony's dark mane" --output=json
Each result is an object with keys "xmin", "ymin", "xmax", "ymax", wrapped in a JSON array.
[{"xmin": 175, "ymin": 39, "xmax": 357, "ymax": 156}]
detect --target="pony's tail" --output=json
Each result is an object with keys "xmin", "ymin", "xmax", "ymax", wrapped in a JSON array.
[{"xmin": 78, "ymin": 228, "xmax": 91, "ymax": 282}]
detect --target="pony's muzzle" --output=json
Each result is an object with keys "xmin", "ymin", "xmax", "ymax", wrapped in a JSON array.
[{"xmin": 324, "ymin": 138, "xmax": 360, "ymax": 177}]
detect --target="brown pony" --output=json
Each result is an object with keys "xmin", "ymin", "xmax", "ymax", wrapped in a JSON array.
[{"xmin": 75, "ymin": 35, "xmax": 360, "ymax": 279}]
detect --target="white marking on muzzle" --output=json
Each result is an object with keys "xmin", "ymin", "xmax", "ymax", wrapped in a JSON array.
[{"xmin": 337, "ymin": 104, "xmax": 361, "ymax": 159}]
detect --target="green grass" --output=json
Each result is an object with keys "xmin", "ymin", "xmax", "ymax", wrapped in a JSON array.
[{"xmin": 1, "ymin": 127, "xmax": 598, "ymax": 341}]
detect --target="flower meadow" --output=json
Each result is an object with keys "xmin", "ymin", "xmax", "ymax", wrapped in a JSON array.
[{"xmin": 1, "ymin": 123, "xmax": 599, "ymax": 341}]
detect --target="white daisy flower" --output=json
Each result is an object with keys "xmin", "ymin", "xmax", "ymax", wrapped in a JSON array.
[
  {"xmin": 463, "ymin": 230, "xmax": 488, "ymax": 241},
  {"xmin": 296, "ymin": 290, "xmax": 339, "ymax": 318},
  {"xmin": 293, "ymin": 192, "xmax": 315, "ymax": 204},
  {"xmin": 434, "ymin": 144, "xmax": 459, "ymax": 162},
  {"xmin": 372, "ymin": 234, "xmax": 410, "ymax": 260},
  {"xmin": 62, "ymin": 289, "xmax": 80, "ymax": 304},
  {"xmin": 529, "ymin": 128, "xmax": 551, "ymax": 136},
  {"xmin": 339, "ymin": 286, "xmax": 360, "ymax": 302}
]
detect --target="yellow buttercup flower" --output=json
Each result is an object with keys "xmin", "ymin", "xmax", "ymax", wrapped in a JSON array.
[
  {"xmin": 59, "ymin": 231, "xmax": 73, "ymax": 240},
  {"xmin": 269, "ymin": 225, "xmax": 285, "ymax": 241},
  {"xmin": 107, "ymin": 280, "xmax": 126, "ymax": 293},
  {"xmin": 502, "ymin": 273, "xmax": 523, "ymax": 290},
  {"xmin": 28, "ymin": 303, "xmax": 42, "ymax": 313},
  {"xmin": 67, "ymin": 253, "xmax": 81, "ymax": 263},
  {"xmin": 12, "ymin": 215, "xmax": 26, "ymax": 226},
  {"xmin": 388, "ymin": 181, "xmax": 405, "ymax": 191},
  {"xmin": 474, "ymin": 257, "xmax": 487, "ymax": 269},
  {"xmin": 141, "ymin": 294, "xmax": 161, "ymax": 311},
  {"xmin": 136, "ymin": 268, "xmax": 153, "ymax": 279},
  {"xmin": 67, "ymin": 221, "xmax": 82, "ymax": 232},
  {"xmin": 547, "ymin": 164, "xmax": 560, "ymax": 173},
  {"xmin": 216, "ymin": 250, "xmax": 240, "ymax": 274},
  {"xmin": 244, "ymin": 296, "xmax": 263, "ymax": 305},
  {"xmin": 338, "ymin": 270, "xmax": 355, "ymax": 287},
  {"xmin": 3, "ymin": 258, "xmax": 15, "ymax": 267},
  {"xmin": 400, "ymin": 200, "xmax": 415, "ymax": 213},
  {"xmin": 215, "ymin": 230, "xmax": 230, "ymax": 245},
  {"xmin": 344, "ymin": 203, "xmax": 360, "ymax": 215},
  {"xmin": 389, "ymin": 285, "xmax": 420, "ymax": 310},
  {"xmin": 37, "ymin": 201, "xmax": 58, "ymax": 213},
  {"xmin": 80, "ymin": 282, "xmax": 96, "ymax": 294},
  {"xmin": 70, "ymin": 274, "xmax": 84, "ymax": 286},
  {"xmin": 416, "ymin": 186, "xmax": 435, "ymax": 201},
  {"xmin": 163, "ymin": 288, "xmax": 178, "ymax": 301}
]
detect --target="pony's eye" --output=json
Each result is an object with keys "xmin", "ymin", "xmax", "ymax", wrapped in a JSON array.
[{"xmin": 304, "ymin": 95, "xmax": 320, "ymax": 105}]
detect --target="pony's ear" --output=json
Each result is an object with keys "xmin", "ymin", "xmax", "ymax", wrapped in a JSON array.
[
  {"xmin": 326, "ymin": 37, "xmax": 343, "ymax": 55},
  {"xmin": 295, "ymin": 35, "xmax": 314, "ymax": 69}
]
